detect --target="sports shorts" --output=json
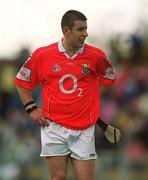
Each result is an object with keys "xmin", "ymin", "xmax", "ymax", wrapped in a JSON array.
[{"xmin": 40, "ymin": 120, "xmax": 97, "ymax": 160}]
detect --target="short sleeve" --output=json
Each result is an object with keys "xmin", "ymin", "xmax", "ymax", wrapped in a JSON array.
[
  {"xmin": 96, "ymin": 49, "xmax": 116, "ymax": 86},
  {"xmin": 14, "ymin": 49, "xmax": 42, "ymax": 90}
]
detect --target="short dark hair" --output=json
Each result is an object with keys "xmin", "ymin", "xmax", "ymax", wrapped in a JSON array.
[{"xmin": 61, "ymin": 10, "xmax": 87, "ymax": 30}]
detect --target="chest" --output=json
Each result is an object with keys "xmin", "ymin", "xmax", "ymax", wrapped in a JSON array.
[{"xmin": 41, "ymin": 53, "xmax": 96, "ymax": 81}]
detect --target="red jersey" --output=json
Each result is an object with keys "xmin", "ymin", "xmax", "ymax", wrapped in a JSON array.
[{"xmin": 14, "ymin": 40, "xmax": 116, "ymax": 130}]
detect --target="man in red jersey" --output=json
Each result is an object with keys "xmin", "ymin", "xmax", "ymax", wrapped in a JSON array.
[{"xmin": 15, "ymin": 10, "xmax": 117, "ymax": 180}]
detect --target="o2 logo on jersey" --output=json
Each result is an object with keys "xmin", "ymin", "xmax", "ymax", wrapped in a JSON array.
[{"xmin": 59, "ymin": 74, "xmax": 82, "ymax": 97}]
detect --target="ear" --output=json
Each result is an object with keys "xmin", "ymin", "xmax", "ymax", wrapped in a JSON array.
[{"xmin": 62, "ymin": 27, "xmax": 70, "ymax": 35}]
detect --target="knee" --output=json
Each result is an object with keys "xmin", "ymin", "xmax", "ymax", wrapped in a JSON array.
[{"xmin": 51, "ymin": 173, "xmax": 67, "ymax": 180}]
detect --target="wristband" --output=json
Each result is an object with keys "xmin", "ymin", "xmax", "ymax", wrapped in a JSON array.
[
  {"xmin": 24, "ymin": 101, "xmax": 38, "ymax": 113},
  {"xmin": 24, "ymin": 101, "xmax": 35, "ymax": 108},
  {"xmin": 26, "ymin": 105, "xmax": 38, "ymax": 113}
]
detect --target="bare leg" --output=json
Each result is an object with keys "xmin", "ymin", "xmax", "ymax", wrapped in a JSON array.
[
  {"xmin": 71, "ymin": 158, "xmax": 95, "ymax": 180},
  {"xmin": 46, "ymin": 155, "xmax": 69, "ymax": 180}
]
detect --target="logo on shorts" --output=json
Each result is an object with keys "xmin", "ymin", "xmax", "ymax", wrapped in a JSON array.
[{"xmin": 90, "ymin": 154, "xmax": 95, "ymax": 157}]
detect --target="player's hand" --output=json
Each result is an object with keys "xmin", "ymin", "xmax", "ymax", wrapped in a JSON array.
[{"xmin": 29, "ymin": 108, "xmax": 49, "ymax": 127}]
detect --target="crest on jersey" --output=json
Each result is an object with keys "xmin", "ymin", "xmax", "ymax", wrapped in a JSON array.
[
  {"xmin": 82, "ymin": 64, "xmax": 89, "ymax": 75},
  {"xmin": 52, "ymin": 64, "xmax": 61, "ymax": 72}
]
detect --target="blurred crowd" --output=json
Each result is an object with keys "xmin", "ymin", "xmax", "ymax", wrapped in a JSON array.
[{"xmin": 0, "ymin": 31, "xmax": 148, "ymax": 179}]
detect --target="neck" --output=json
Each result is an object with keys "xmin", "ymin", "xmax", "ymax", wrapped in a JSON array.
[{"xmin": 62, "ymin": 38, "xmax": 78, "ymax": 53}]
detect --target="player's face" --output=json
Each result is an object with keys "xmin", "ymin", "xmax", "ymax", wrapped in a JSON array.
[{"xmin": 66, "ymin": 20, "xmax": 88, "ymax": 50}]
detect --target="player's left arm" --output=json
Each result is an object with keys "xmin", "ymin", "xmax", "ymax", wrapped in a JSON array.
[{"xmin": 95, "ymin": 50, "xmax": 122, "ymax": 144}]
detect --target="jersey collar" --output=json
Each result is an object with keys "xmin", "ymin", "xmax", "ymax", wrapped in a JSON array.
[{"xmin": 57, "ymin": 39, "xmax": 84, "ymax": 54}]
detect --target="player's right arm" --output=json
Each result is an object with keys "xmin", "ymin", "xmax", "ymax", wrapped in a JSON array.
[
  {"xmin": 14, "ymin": 48, "xmax": 49, "ymax": 127},
  {"xmin": 16, "ymin": 86, "xmax": 49, "ymax": 127}
]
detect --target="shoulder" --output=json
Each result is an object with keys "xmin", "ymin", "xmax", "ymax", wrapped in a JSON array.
[
  {"xmin": 32, "ymin": 42, "xmax": 57, "ymax": 58},
  {"xmin": 85, "ymin": 43, "xmax": 107, "ymax": 58}
]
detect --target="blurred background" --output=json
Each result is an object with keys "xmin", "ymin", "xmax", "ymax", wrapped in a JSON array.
[{"xmin": 0, "ymin": 0, "xmax": 148, "ymax": 179}]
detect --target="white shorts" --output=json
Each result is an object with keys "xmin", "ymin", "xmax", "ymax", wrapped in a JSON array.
[{"xmin": 40, "ymin": 120, "xmax": 97, "ymax": 160}]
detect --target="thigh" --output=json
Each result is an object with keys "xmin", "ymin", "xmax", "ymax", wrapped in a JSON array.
[
  {"xmin": 71, "ymin": 158, "xmax": 95, "ymax": 180},
  {"xmin": 40, "ymin": 121, "xmax": 70, "ymax": 157},
  {"xmin": 69, "ymin": 126, "xmax": 97, "ymax": 160},
  {"xmin": 46, "ymin": 155, "xmax": 69, "ymax": 180}
]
